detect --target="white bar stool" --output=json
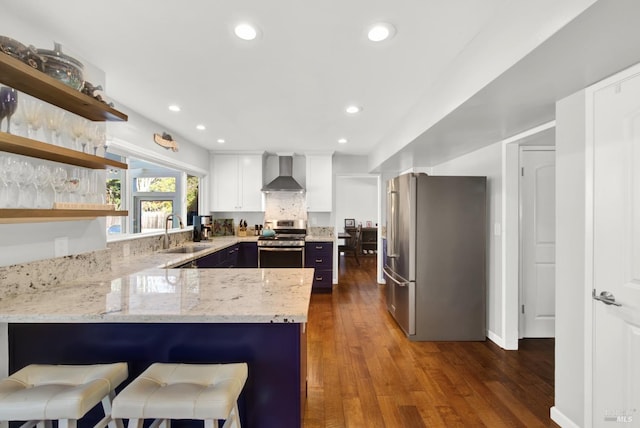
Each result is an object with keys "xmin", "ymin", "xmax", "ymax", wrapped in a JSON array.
[
  {"xmin": 0, "ymin": 362, "xmax": 128, "ymax": 428},
  {"xmin": 112, "ymin": 363, "xmax": 248, "ymax": 428}
]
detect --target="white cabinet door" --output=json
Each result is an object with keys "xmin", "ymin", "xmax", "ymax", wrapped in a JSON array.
[
  {"xmin": 211, "ymin": 155, "xmax": 240, "ymax": 211},
  {"xmin": 239, "ymin": 155, "xmax": 264, "ymax": 211},
  {"xmin": 211, "ymin": 154, "xmax": 263, "ymax": 211},
  {"xmin": 305, "ymin": 154, "xmax": 332, "ymax": 211}
]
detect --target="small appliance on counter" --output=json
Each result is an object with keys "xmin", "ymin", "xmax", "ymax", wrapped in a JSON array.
[{"xmin": 192, "ymin": 215, "xmax": 212, "ymax": 242}]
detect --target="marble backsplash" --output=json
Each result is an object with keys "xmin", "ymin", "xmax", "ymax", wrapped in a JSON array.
[
  {"xmin": 264, "ymin": 193, "xmax": 307, "ymax": 220},
  {"xmin": 107, "ymin": 230, "xmax": 193, "ymax": 261},
  {"xmin": 0, "ymin": 230, "xmax": 194, "ymax": 300},
  {"xmin": 307, "ymin": 226, "xmax": 334, "ymax": 238},
  {"xmin": 0, "ymin": 249, "xmax": 111, "ymax": 300}
]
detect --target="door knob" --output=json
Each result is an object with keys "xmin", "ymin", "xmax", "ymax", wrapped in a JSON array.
[{"xmin": 592, "ymin": 289, "xmax": 622, "ymax": 306}]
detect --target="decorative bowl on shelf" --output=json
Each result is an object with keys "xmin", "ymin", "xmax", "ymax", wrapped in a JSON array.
[
  {"xmin": 36, "ymin": 42, "xmax": 84, "ymax": 90},
  {"xmin": 0, "ymin": 35, "xmax": 44, "ymax": 71}
]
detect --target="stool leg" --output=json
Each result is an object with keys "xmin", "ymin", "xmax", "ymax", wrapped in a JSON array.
[
  {"xmin": 204, "ymin": 420, "xmax": 218, "ymax": 428},
  {"xmin": 126, "ymin": 419, "xmax": 143, "ymax": 428},
  {"xmin": 100, "ymin": 390, "xmax": 122, "ymax": 428},
  {"xmin": 58, "ymin": 420, "xmax": 77, "ymax": 428}
]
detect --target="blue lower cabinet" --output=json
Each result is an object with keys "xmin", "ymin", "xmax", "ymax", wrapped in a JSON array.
[
  {"xmin": 9, "ymin": 322, "xmax": 306, "ymax": 428},
  {"xmin": 305, "ymin": 242, "xmax": 333, "ymax": 293},
  {"xmin": 238, "ymin": 242, "xmax": 258, "ymax": 267}
]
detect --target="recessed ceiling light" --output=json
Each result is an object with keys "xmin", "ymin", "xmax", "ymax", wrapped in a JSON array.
[
  {"xmin": 234, "ymin": 23, "xmax": 258, "ymax": 40},
  {"xmin": 217, "ymin": 138, "xmax": 226, "ymax": 144},
  {"xmin": 338, "ymin": 138, "xmax": 348, "ymax": 144},
  {"xmin": 196, "ymin": 124, "xmax": 206, "ymax": 131},
  {"xmin": 367, "ymin": 23, "xmax": 396, "ymax": 42},
  {"xmin": 345, "ymin": 105, "xmax": 362, "ymax": 114},
  {"xmin": 168, "ymin": 104, "xmax": 181, "ymax": 112}
]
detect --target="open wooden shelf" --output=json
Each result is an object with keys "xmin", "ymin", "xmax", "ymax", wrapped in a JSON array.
[
  {"xmin": 0, "ymin": 208, "xmax": 128, "ymax": 223},
  {"xmin": 0, "ymin": 132, "xmax": 127, "ymax": 169},
  {"xmin": 0, "ymin": 53, "xmax": 127, "ymax": 122}
]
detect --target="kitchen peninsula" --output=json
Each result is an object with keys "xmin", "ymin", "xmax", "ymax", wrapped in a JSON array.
[{"xmin": 0, "ymin": 245, "xmax": 314, "ymax": 428}]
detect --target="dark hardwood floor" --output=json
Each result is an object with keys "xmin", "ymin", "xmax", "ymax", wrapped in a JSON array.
[{"xmin": 303, "ymin": 255, "xmax": 558, "ymax": 427}]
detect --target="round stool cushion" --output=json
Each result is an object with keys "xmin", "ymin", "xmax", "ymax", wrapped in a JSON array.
[
  {"xmin": 112, "ymin": 363, "xmax": 248, "ymax": 420},
  {"xmin": 0, "ymin": 363, "xmax": 128, "ymax": 420}
]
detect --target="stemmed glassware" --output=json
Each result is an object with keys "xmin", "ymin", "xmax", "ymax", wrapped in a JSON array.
[
  {"xmin": 44, "ymin": 106, "xmax": 66, "ymax": 146},
  {"xmin": 16, "ymin": 159, "xmax": 37, "ymax": 208},
  {"xmin": 0, "ymin": 156, "xmax": 9, "ymax": 208},
  {"xmin": 0, "ymin": 87, "xmax": 18, "ymax": 134},
  {"xmin": 51, "ymin": 166, "xmax": 68, "ymax": 204},
  {"xmin": 1, "ymin": 156, "xmax": 21, "ymax": 207},
  {"xmin": 66, "ymin": 167, "xmax": 81, "ymax": 202},
  {"xmin": 22, "ymin": 97, "xmax": 43, "ymax": 140},
  {"xmin": 34, "ymin": 164, "xmax": 55, "ymax": 209},
  {"xmin": 68, "ymin": 116, "xmax": 87, "ymax": 152}
]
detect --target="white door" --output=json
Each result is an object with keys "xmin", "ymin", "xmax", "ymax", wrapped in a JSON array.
[
  {"xmin": 520, "ymin": 148, "xmax": 556, "ymax": 337},
  {"xmin": 591, "ymin": 73, "xmax": 640, "ymax": 426}
]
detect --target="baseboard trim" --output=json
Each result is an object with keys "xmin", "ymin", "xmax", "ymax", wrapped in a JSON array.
[
  {"xmin": 487, "ymin": 330, "xmax": 505, "ymax": 348},
  {"xmin": 550, "ymin": 406, "xmax": 581, "ymax": 428}
]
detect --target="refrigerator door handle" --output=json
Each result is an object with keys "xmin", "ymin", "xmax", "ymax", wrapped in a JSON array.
[
  {"xmin": 383, "ymin": 267, "xmax": 410, "ymax": 287},
  {"xmin": 388, "ymin": 189, "xmax": 400, "ymax": 258}
]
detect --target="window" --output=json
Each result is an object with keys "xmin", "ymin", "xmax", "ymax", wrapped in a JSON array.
[{"xmin": 105, "ymin": 153, "xmax": 202, "ymax": 238}]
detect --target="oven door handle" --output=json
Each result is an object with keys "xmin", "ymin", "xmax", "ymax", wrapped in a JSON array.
[{"xmin": 258, "ymin": 247, "xmax": 304, "ymax": 251}]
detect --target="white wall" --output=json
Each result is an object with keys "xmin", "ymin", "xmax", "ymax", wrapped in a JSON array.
[
  {"xmin": 551, "ymin": 88, "xmax": 587, "ymax": 428},
  {"xmin": 334, "ymin": 177, "xmax": 378, "ymax": 230},
  {"xmin": 431, "ymin": 143, "xmax": 504, "ymax": 342}
]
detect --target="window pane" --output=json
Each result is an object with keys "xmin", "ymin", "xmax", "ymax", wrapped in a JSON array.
[
  {"xmin": 135, "ymin": 177, "xmax": 176, "ymax": 192},
  {"xmin": 106, "ymin": 154, "xmax": 124, "ymax": 235},
  {"xmin": 140, "ymin": 200, "xmax": 173, "ymax": 234},
  {"xmin": 186, "ymin": 175, "xmax": 199, "ymax": 226}
]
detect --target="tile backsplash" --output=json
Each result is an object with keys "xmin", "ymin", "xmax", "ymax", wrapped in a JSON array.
[{"xmin": 264, "ymin": 193, "xmax": 307, "ymax": 220}]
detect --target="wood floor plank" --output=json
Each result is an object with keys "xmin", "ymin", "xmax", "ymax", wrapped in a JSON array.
[{"xmin": 303, "ymin": 256, "xmax": 558, "ymax": 427}]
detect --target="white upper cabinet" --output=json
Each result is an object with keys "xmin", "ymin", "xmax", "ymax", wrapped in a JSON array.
[
  {"xmin": 211, "ymin": 154, "xmax": 264, "ymax": 211},
  {"xmin": 305, "ymin": 154, "xmax": 333, "ymax": 211}
]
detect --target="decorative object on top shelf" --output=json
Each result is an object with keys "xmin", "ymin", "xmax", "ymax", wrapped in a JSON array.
[
  {"xmin": 344, "ymin": 218, "xmax": 355, "ymax": 228},
  {"xmin": 0, "ymin": 86, "xmax": 18, "ymax": 133},
  {"xmin": 0, "ymin": 35, "xmax": 44, "ymax": 71},
  {"xmin": 36, "ymin": 42, "xmax": 84, "ymax": 91},
  {"xmin": 154, "ymin": 132, "xmax": 179, "ymax": 152},
  {"xmin": 366, "ymin": 220, "xmax": 373, "ymax": 228},
  {"xmin": 81, "ymin": 81, "xmax": 114, "ymax": 108}
]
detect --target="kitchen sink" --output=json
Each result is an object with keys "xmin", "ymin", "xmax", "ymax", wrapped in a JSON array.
[{"xmin": 163, "ymin": 245, "xmax": 211, "ymax": 254}]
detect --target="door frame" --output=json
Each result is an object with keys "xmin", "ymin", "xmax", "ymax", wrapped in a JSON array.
[
  {"xmin": 582, "ymin": 63, "xmax": 640, "ymax": 428},
  {"xmin": 333, "ymin": 173, "xmax": 382, "ymax": 283},
  {"xmin": 518, "ymin": 146, "xmax": 556, "ymax": 338}
]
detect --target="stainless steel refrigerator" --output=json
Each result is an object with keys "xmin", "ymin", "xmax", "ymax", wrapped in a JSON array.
[{"xmin": 384, "ymin": 173, "xmax": 487, "ymax": 341}]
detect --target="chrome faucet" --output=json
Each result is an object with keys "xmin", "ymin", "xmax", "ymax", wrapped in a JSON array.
[{"xmin": 163, "ymin": 213, "xmax": 184, "ymax": 249}]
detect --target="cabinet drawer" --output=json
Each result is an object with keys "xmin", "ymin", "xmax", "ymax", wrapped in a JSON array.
[{"xmin": 312, "ymin": 269, "xmax": 332, "ymax": 291}]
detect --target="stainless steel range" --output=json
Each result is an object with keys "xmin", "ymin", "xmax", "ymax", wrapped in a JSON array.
[{"xmin": 257, "ymin": 219, "xmax": 306, "ymax": 268}]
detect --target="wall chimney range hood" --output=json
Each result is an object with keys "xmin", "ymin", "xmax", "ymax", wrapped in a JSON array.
[{"xmin": 262, "ymin": 156, "xmax": 304, "ymax": 193}]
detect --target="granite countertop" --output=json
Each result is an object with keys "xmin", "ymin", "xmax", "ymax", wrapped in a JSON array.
[
  {"xmin": 304, "ymin": 235, "xmax": 334, "ymax": 242},
  {"xmin": 0, "ymin": 235, "xmax": 314, "ymax": 324},
  {"xmin": 0, "ymin": 267, "xmax": 314, "ymax": 324}
]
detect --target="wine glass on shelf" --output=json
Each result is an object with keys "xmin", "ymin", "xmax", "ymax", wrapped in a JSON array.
[
  {"xmin": 21, "ymin": 97, "xmax": 43, "ymax": 140},
  {"xmin": 0, "ymin": 87, "xmax": 18, "ymax": 134},
  {"xmin": 0, "ymin": 156, "xmax": 9, "ymax": 208},
  {"xmin": 2, "ymin": 156, "xmax": 21, "ymax": 207},
  {"xmin": 68, "ymin": 116, "xmax": 87, "ymax": 152},
  {"xmin": 44, "ymin": 106, "xmax": 66, "ymax": 146},
  {"xmin": 34, "ymin": 163, "xmax": 55, "ymax": 209},
  {"xmin": 51, "ymin": 166, "xmax": 68, "ymax": 205},
  {"xmin": 66, "ymin": 167, "xmax": 81, "ymax": 203},
  {"xmin": 91, "ymin": 125, "xmax": 106, "ymax": 156},
  {"xmin": 16, "ymin": 159, "xmax": 36, "ymax": 208}
]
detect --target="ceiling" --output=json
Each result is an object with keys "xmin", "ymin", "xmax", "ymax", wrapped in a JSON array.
[{"xmin": 4, "ymin": 1, "xmax": 640, "ymax": 171}]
